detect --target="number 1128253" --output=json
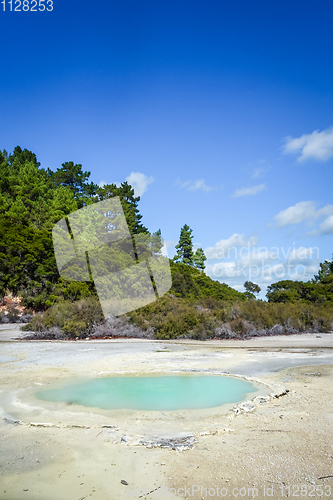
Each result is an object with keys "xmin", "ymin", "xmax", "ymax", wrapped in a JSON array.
[{"xmin": 2, "ymin": 0, "xmax": 53, "ymax": 11}]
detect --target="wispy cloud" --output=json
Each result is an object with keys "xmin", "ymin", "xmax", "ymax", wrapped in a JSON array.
[
  {"xmin": 176, "ymin": 178, "xmax": 216, "ymax": 192},
  {"xmin": 282, "ymin": 126, "xmax": 333, "ymax": 162},
  {"xmin": 233, "ymin": 184, "xmax": 266, "ymax": 197},
  {"xmin": 251, "ymin": 167, "xmax": 268, "ymax": 179},
  {"xmin": 126, "ymin": 172, "xmax": 154, "ymax": 197},
  {"xmin": 250, "ymin": 160, "xmax": 270, "ymax": 179}
]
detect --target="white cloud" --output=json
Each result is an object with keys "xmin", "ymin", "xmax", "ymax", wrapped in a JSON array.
[
  {"xmin": 206, "ymin": 262, "xmax": 237, "ymax": 278},
  {"xmin": 233, "ymin": 184, "xmax": 266, "ymax": 197},
  {"xmin": 318, "ymin": 204, "xmax": 333, "ymax": 217},
  {"xmin": 274, "ymin": 202, "xmax": 333, "ymax": 233},
  {"xmin": 287, "ymin": 247, "xmax": 320, "ymax": 263},
  {"xmin": 126, "ymin": 172, "xmax": 154, "ymax": 197},
  {"xmin": 205, "ymin": 233, "xmax": 258, "ymax": 260},
  {"xmin": 237, "ymin": 249, "xmax": 277, "ymax": 267},
  {"xmin": 176, "ymin": 179, "xmax": 216, "ymax": 192},
  {"xmin": 98, "ymin": 180, "xmax": 121, "ymax": 188},
  {"xmin": 233, "ymin": 284, "xmax": 244, "ymax": 291},
  {"xmin": 282, "ymin": 126, "xmax": 333, "ymax": 162},
  {"xmin": 205, "ymin": 244, "xmax": 320, "ymax": 295},
  {"xmin": 318, "ymin": 214, "xmax": 333, "ymax": 235},
  {"xmin": 274, "ymin": 201, "xmax": 318, "ymax": 227}
]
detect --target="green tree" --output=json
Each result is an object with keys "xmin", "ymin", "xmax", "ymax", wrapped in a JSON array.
[
  {"xmin": 8, "ymin": 145, "xmax": 40, "ymax": 168},
  {"xmin": 313, "ymin": 256, "xmax": 333, "ymax": 283},
  {"xmin": 0, "ymin": 149, "xmax": 82, "ymax": 305},
  {"xmin": 95, "ymin": 181, "xmax": 149, "ymax": 235},
  {"xmin": 48, "ymin": 161, "xmax": 98, "ymax": 209},
  {"xmin": 244, "ymin": 281, "xmax": 261, "ymax": 299},
  {"xmin": 173, "ymin": 224, "xmax": 194, "ymax": 265},
  {"xmin": 266, "ymin": 281, "xmax": 302, "ymax": 303},
  {"xmin": 193, "ymin": 247, "xmax": 207, "ymax": 271},
  {"xmin": 266, "ymin": 279, "xmax": 333, "ymax": 304}
]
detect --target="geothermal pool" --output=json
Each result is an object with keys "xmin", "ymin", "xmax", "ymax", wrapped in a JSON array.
[{"xmin": 35, "ymin": 375, "xmax": 258, "ymax": 411}]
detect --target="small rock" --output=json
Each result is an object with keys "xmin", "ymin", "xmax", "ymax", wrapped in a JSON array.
[{"xmin": 121, "ymin": 480, "xmax": 128, "ymax": 485}]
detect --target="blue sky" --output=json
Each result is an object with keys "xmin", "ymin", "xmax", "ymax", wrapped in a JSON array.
[{"xmin": 1, "ymin": 0, "xmax": 333, "ymax": 296}]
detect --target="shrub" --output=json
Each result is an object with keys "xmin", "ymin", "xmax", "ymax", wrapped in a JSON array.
[
  {"xmin": 212, "ymin": 323, "xmax": 236, "ymax": 339},
  {"xmin": 129, "ymin": 295, "xmax": 333, "ymax": 338},
  {"xmin": 22, "ymin": 297, "xmax": 105, "ymax": 338},
  {"xmin": 6, "ymin": 306, "xmax": 21, "ymax": 323},
  {"xmin": 92, "ymin": 316, "xmax": 152, "ymax": 339},
  {"xmin": 20, "ymin": 313, "xmax": 33, "ymax": 323}
]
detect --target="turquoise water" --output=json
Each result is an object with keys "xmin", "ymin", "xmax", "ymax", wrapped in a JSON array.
[{"xmin": 35, "ymin": 375, "xmax": 257, "ymax": 411}]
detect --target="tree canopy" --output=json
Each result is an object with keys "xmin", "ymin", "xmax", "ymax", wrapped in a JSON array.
[
  {"xmin": 244, "ymin": 281, "xmax": 261, "ymax": 299},
  {"xmin": 95, "ymin": 181, "xmax": 149, "ymax": 235},
  {"xmin": 48, "ymin": 161, "xmax": 98, "ymax": 209},
  {"xmin": 266, "ymin": 257, "xmax": 333, "ymax": 304},
  {"xmin": 266, "ymin": 276, "xmax": 333, "ymax": 304}
]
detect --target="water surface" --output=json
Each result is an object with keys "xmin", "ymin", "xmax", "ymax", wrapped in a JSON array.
[{"xmin": 36, "ymin": 375, "xmax": 257, "ymax": 411}]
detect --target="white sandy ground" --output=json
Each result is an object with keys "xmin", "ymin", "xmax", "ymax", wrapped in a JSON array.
[{"xmin": 1, "ymin": 325, "xmax": 333, "ymax": 499}]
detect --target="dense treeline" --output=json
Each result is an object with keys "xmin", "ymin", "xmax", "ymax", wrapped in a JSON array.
[
  {"xmin": 0, "ymin": 146, "xmax": 149, "ymax": 311},
  {"xmin": 1, "ymin": 146, "xmax": 332, "ymax": 339},
  {"xmin": 266, "ymin": 266, "xmax": 333, "ymax": 304},
  {"xmin": 267, "ymin": 278, "xmax": 333, "ymax": 304}
]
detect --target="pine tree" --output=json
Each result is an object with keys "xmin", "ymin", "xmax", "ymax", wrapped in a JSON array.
[
  {"xmin": 193, "ymin": 247, "xmax": 207, "ymax": 271},
  {"xmin": 173, "ymin": 224, "xmax": 194, "ymax": 265},
  {"xmin": 95, "ymin": 181, "xmax": 149, "ymax": 235},
  {"xmin": 48, "ymin": 161, "xmax": 98, "ymax": 209}
]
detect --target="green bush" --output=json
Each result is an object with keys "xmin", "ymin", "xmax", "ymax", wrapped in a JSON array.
[
  {"xmin": 267, "ymin": 279, "xmax": 333, "ymax": 304},
  {"xmin": 6, "ymin": 306, "xmax": 21, "ymax": 322},
  {"xmin": 23, "ymin": 297, "xmax": 104, "ymax": 338}
]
